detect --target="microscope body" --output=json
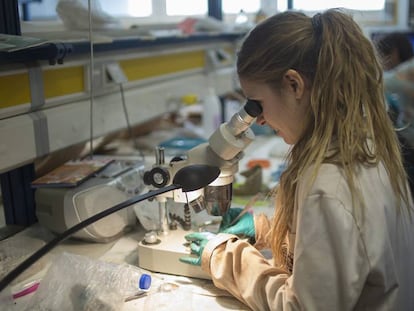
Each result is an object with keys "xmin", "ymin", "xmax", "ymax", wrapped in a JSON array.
[
  {"xmin": 137, "ymin": 100, "xmax": 262, "ymax": 279},
  {"xmin": 143, "ymin": 99, "xmax": 262, "ymax": 217}
]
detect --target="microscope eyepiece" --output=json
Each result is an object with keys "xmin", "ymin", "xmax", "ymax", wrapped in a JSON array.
[
  {"xmin": 225, "ymin": 99, "xmax": 262, "ymax": 137},
  {"xmin": 244, "ymin": 100, "xmax": 262, "ymax": 117}
]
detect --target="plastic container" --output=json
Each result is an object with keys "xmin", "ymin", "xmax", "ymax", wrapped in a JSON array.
[
  {"xmin": 158, "ymin": 136, "xmax": 207, "ymax": 156},
  {"xmin": 22, "ymin": 252, "xmax": 152, "ymax": 311},
  {"xmin": 117, "ymin": 268, "xmax": 152, "ymax": 298}
]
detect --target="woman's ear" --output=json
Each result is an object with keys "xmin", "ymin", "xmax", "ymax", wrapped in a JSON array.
[{"xmin": 283, "ymin": 69, "xmax": 305, "ymax": 99}]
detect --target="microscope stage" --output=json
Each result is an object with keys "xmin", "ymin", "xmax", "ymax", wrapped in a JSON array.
[{"xmin": 137, "ymin": 228, "xmax": 211, "ymax": 280}]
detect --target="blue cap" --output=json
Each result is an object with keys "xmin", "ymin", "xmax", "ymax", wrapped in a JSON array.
[{"xmin": 139, "ymin": 274, "xmax": 151, "ymax": 290}]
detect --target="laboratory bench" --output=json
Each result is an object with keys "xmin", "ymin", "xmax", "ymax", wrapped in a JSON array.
[
  {"xmin": 2, "ymin": 224, "xmax": 250, "ymax": 310},
  {"xmin": 0, "ymin": 135, "xmax": 289, "ymax": 310},
  {"xmin": 0, "ymin": 18, "xmax": 282, "ymax": 310}
]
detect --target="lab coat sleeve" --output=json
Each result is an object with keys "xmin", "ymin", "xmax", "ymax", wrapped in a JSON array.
[
  {"xmin": 201, "ymin": 234, "xmax": 292, "ymax": 311},
  {"xmin": 254, "ymin": 213, "xmax": 272, "ymax": 250},
  {"xmin": 201, "ymin": 194, "xmax": 369, "ymax": 311}
]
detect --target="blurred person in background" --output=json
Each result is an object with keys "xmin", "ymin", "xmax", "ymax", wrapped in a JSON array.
[{"xmin": 375, "ymin": 32, "xmax": 414, "ymax": 196}]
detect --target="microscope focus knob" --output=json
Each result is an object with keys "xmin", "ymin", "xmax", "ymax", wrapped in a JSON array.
[{"xmin": 143, "ymin": 167, "xmax": 170, "ymax": 188}]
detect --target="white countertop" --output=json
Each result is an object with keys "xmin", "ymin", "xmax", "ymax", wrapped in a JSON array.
[{"xmin": 1, "ymin": 223, "xmax": 250, "ymax": 311}]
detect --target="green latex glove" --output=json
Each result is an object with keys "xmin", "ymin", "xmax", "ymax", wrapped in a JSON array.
[
  {"xmin": 179, "ymin": 232, "xmax": 216, "ymax": 266},
  {"xmin": 219, "ymin": 207, "xmax": 255, "ymax": 238}
]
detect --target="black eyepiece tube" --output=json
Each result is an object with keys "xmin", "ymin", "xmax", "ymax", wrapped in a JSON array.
[{"xmin": 244, "ymin": 100, "xmax": 262, "ymax": 117}]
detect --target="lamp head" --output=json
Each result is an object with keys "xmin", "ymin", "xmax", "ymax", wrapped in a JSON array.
[{"xmin": 173, "ymin": 164, "xmax": 220, "ymax": 192}]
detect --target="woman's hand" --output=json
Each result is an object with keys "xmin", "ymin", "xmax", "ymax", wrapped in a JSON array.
[
  {"xmin": 219, "ymin": 207, "xmax": 255, "ymax": 238},
  {"xmin": 179, "ymin": 232, "xmax": 216, "ymax": 266}
]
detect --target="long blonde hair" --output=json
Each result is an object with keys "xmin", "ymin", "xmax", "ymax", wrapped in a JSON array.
[{"xmin": 237, "ymin": 9, "xmax": 410, "ymax": 269}]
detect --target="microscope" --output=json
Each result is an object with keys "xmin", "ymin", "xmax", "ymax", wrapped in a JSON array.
[{"xmin": 137, "ymin": 99, "xmax": 262, "ymax": 279}]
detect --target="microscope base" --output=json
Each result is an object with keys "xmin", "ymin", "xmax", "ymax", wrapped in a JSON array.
[{"xmin": 137, "ymin": 228, "xmax": 211, "ymax": 280}]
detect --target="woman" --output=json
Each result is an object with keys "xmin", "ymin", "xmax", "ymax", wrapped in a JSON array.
[
  {"xmin": 180, "ymin": 9, "xmax": 414, "ymax": 310},
  {"xmin": 374, "ymin": 32, "xmax": 414, "ymax": 71}
]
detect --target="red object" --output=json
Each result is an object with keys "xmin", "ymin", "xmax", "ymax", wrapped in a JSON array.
[
  {"xmin": 177, "ymin": 18, "xmax": 197, "ymax": 35},
  {"xmin": 247, "ymin": 159, "xmax": 271, "ymax": 169},
  {"xmin": 12, "ymin": 282, "xmax": 40, "ymax": 299}
]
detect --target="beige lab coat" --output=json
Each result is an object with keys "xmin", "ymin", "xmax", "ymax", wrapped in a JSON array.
[{"xmin": 201, "ymin": 162, "xmax": 414, "ymax": 311}]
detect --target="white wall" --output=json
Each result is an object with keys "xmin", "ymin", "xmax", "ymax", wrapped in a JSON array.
[{"xmin": 24, "ymin": 0, "xmax": 410, "ymax": 30}]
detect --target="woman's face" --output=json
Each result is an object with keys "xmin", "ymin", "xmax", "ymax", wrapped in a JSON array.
[{"xmin": 239, "ymin": 70, "xmax": 310, "ymax": 145}]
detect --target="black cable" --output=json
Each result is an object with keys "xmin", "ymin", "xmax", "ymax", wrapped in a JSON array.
[{"xmin": 87, "ymin": 0, "xmax": 95, "ymax": 160}]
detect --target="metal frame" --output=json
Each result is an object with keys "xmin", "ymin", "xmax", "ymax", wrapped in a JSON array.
[{"xmin": 0, "ymin": 0, "xmax": 21, "ymax": 35}]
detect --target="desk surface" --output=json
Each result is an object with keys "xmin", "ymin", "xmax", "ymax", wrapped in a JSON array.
[
  {"xmin": 1, "ymin": 135, "xmax": 288, "ymax": 310},
  {"xmin": 1, "ymin": 225, "xmax": 249, "ymax": 310}
]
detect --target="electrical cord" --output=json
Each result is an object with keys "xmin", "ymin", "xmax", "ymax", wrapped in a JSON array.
[
  {"xmin": 88, "ymin": 0, "xmax": 95, "ymax": 159},
  {"xmin": 120, "ymin": 84, "xmax": 145, "ymax": 161}
]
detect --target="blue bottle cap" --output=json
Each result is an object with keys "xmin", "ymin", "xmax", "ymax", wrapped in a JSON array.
[{"xmin": 139, "ymin": 273, "xmax": 151, "ymax": 290}]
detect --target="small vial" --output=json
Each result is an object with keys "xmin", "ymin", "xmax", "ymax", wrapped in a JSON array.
[
  {"xmin": 115, "ymin": 266, "xmax": 152, "ymax": 298},
  {"xmin": 138, "ymin": 274, "xmax": 152, "ymax": 291}
]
